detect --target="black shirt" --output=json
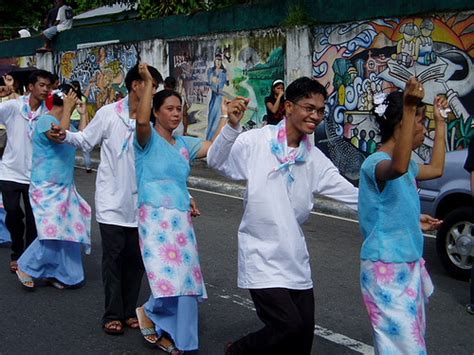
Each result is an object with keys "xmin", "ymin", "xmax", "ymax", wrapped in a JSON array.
[{"xmin": 264, "ymin": 95, "xmax": 285, "ymax": 125}]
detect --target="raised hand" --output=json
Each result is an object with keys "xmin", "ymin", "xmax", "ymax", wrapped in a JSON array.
[
  {"xmin": 3, "ymin": 74, "xmax": 14, "ymax": 89},
  {"xmin": 138, "ymin": 63, "xmax": 153, "ymax": 84},
  {"xmin": 63, "ymin": 89, "xmax": 78, "ymax": 113},
  {"xmin": 433, "ymin": 95, "xmax": 449, "ymax": 122},
  {"xmin": 404, "ymin": 76, "xmax": 424, "ymax": 107},
  {"xmin": 228, "ymin": 97, "xmax": 250, "ymax": 129}
]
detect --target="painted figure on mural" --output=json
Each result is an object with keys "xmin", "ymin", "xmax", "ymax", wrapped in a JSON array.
[
  {"xmin": 359, "ymin": 129, "xmax": 367, "ymax": 153},
  {"xmin": 351, "ymin": 127, "xmax": 359, "ymax": 148},
  {"xmin": 206, "ymin": 50, "xmax": 228, "ymax": 141},
  {"xmin": 367, "ymin": 130, "xmax": 377, "ymax": 154},
  {"xmin": 393, "ymin": 23, "xmax": 420, "ymax": 68},
  {"xmin": 417, "ymin": 19, "xmax": 437, "ymax": 66}
]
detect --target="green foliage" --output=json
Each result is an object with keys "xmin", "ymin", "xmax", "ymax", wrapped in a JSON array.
[
  {"xmin": 282, "ymin": 2, "xmax": 312, "ymax": 27},
  {"xmin": 0, "ymin": 0, "xmax": 265, "ymax": 40},
  {"xmin": 447, "ymin": 115, "xmax": 474, "ymax": 149},
  {"xmin": 0, "ymin": 0, "xmax": 52, "ymax": 39}
]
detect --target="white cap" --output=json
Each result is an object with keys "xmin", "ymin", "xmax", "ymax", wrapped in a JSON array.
[{"xmin": 18, "ymin": 29, "xmax": 31, "ymax": 38}]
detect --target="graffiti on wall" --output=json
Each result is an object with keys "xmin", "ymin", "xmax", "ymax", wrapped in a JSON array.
[
  {"xmin": 312, "ymin": 14, "xmax": 474, "ymax": 181},
  {"xmin": 169, "ymin": 33, "xmax": 285, "ymax": 139},
  {"xmin": 55, "ymin": 43, "xmax": 139, "ymax": 114}
]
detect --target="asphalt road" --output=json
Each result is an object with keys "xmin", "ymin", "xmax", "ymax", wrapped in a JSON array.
[{"xmin": 0, "ymin": 168, "xmax": 472, "ymax": 354}]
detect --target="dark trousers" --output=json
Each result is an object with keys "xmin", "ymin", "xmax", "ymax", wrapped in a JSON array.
[
  {"xmin": 229, "ymin": 288, "xmax": 315, "ymax": 355},
  {"xmin": 99, "ymin": 223, "xmax": 145, "ymax": 323},
  {"xmin": 0, "ymin": 180, "xmax": 37, "ymax": 261}
]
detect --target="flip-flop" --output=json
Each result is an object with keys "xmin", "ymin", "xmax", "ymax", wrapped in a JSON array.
[
  {"xmin": 15, "ymin": 270, "xmax": 35, "ymax": 291},
  {"xmin": 136, "ymin": 307, "xmax": 158, "ymax": 348},
  {"xmin": 102, "ymin": 320, "xmax": 124, "ymax": 335}
]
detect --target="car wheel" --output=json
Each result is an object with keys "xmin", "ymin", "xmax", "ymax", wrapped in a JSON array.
[{"xmin": 436, "ymin": 206, "xmax": 473, "ymax": 280}]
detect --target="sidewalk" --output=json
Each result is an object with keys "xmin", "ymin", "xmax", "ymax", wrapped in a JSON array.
[{"xmin": 76, "ymin": 148, "xmax": 359, "ymax": 220}]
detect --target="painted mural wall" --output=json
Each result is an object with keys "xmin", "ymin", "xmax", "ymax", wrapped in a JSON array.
[
  {"xmin": 54, "ymin": 43, "xmax": 139, "ymax": 115},
  {"xmin": 168, "ymin": 31, "xmax": 285, "ymax": 139},
  {"xmin": 312, "ymin": 13, "xmax": 474, "ymax": 182}
]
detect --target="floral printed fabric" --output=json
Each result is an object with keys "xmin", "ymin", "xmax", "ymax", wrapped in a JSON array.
[
  {"xmin": 30, "ymin": 182, "xmax": 92, "ymax": 254},
  {"xmin": 138, "ymin": 204, "xmax": 207, "ymax": 299},
  {"xmin": 360, "ymin": 258, "xmax": 434, "ymax": 354},
  {"xmin": 268, "ymin": 117, "xmax": 312, "ymax": 185}
]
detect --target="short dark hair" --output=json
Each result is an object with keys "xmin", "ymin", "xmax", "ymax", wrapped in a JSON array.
[
  {"xmin": 125, "ymin": 64, "xmax": 163, "ymax": 93},
  {"xmin": 151, "ymin": 89, "xmax": 182, "ymax": 125},
  {"xmin": 164, "ymin": 76, "xmax": 176, "ymax": 90},
  {"xmin": 28, "ymin": 70, "xmax": 53, "ymax": 86},
  {"xmin": 285, "ymin": 77, "xmax": 327, "ymax": 103}
]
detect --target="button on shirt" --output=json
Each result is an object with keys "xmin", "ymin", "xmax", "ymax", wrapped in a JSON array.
[
  {"xmin": 0, "ymin": 96, "xmax": 48, "ymax": 184},
  {"xmin": 207, "ymin": 124, "xmax": 358, "ymax": 290},
  {"xmin": 64, "ymin": 97, "xmax": 137, "ymax": 227}
]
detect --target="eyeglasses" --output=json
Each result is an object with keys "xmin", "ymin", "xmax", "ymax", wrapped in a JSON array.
[{"xmin": 290, "ymin": 101, "xmax": 326, "ymax": 116}]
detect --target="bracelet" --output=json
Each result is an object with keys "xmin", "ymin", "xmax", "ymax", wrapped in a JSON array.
[{"xmin": 220, "ymin": 114, "xmax": 228, "ymax": 119}]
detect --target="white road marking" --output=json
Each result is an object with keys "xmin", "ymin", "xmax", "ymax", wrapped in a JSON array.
[
  {"xmin": 189, "ymin": 187, "xmax": 436, "ymax": 239},
  {"xmin": 206, "ymin": 283, "xmax": 374, "ymax": 354}
]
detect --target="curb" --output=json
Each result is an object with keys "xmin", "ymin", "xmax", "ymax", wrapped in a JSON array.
[{"xmin": 75, "ymin": 156, "xmax": 359, "ymax": 222}]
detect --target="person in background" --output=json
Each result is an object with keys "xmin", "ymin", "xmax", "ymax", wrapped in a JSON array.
[
  {"xmin": 51, "ymin": 74, "xmax": 60, "ymax": 90},
  {"xmin": 36, "ymin": 0, "xmax": 73, "ymax": 53},
  {"xmin": 264, "ymin": 79, "xmax": 285, "ymax": 125},
  {"xmin": 164, "ymin": 76, "xmax": 188, "ymax": 136},
  {"xmin": 464, "ymin": 138, "xmax": 474, "ymax": 315},
  {"xmin": 70, "ymin": 80, "xmax": 92, "ymax": 173},
  {"xmin": 44, "ymin": 0, "xmax": 60, "ymax": 29}
]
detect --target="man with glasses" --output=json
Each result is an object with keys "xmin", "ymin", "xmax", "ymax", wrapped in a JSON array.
[{"xmin": 208, "ymin": 77, "xmax": 358, "ymax": 354}]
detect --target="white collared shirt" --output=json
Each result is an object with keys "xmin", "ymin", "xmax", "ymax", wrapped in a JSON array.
[
  {"xmin": 207, "ymin": 124, "xmax": 358, "ymax": 290},
  {"xmin": 64, "ymin": 98, "xmax": 137, "ymax": 227},
  {"xmin": 0, "ymin": 96, "xmax": 47, "ymax": 184}
]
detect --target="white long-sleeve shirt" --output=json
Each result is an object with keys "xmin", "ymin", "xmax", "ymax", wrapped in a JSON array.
[
  {"xmin": 207, "ymin": 124, "xmax": 358, "ymax": 290},
  {"xmin": 64, "ymin": 98, "xmax": 137, "ymax": 227},
  {"xmin": 0, "ymin": 96, "xmax": 48, "ymax": 184}
]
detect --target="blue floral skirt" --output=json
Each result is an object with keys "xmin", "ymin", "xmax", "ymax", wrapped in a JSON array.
[{"xmin": 360, "ymin": 258, "xmax": 434, "ymax": 354}]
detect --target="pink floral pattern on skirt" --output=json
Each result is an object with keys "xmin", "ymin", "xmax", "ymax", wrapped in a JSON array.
[
  {"xmin": 138, "ymin": 204, "xmax": 207, "ymax": 299},
  {"xmin": 360, "ymin": 258, "xmax": 434, "ymax": 354},
  {"xmin": 30, "ymin": 181, "xmax": 92, "ymax": 254}
]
